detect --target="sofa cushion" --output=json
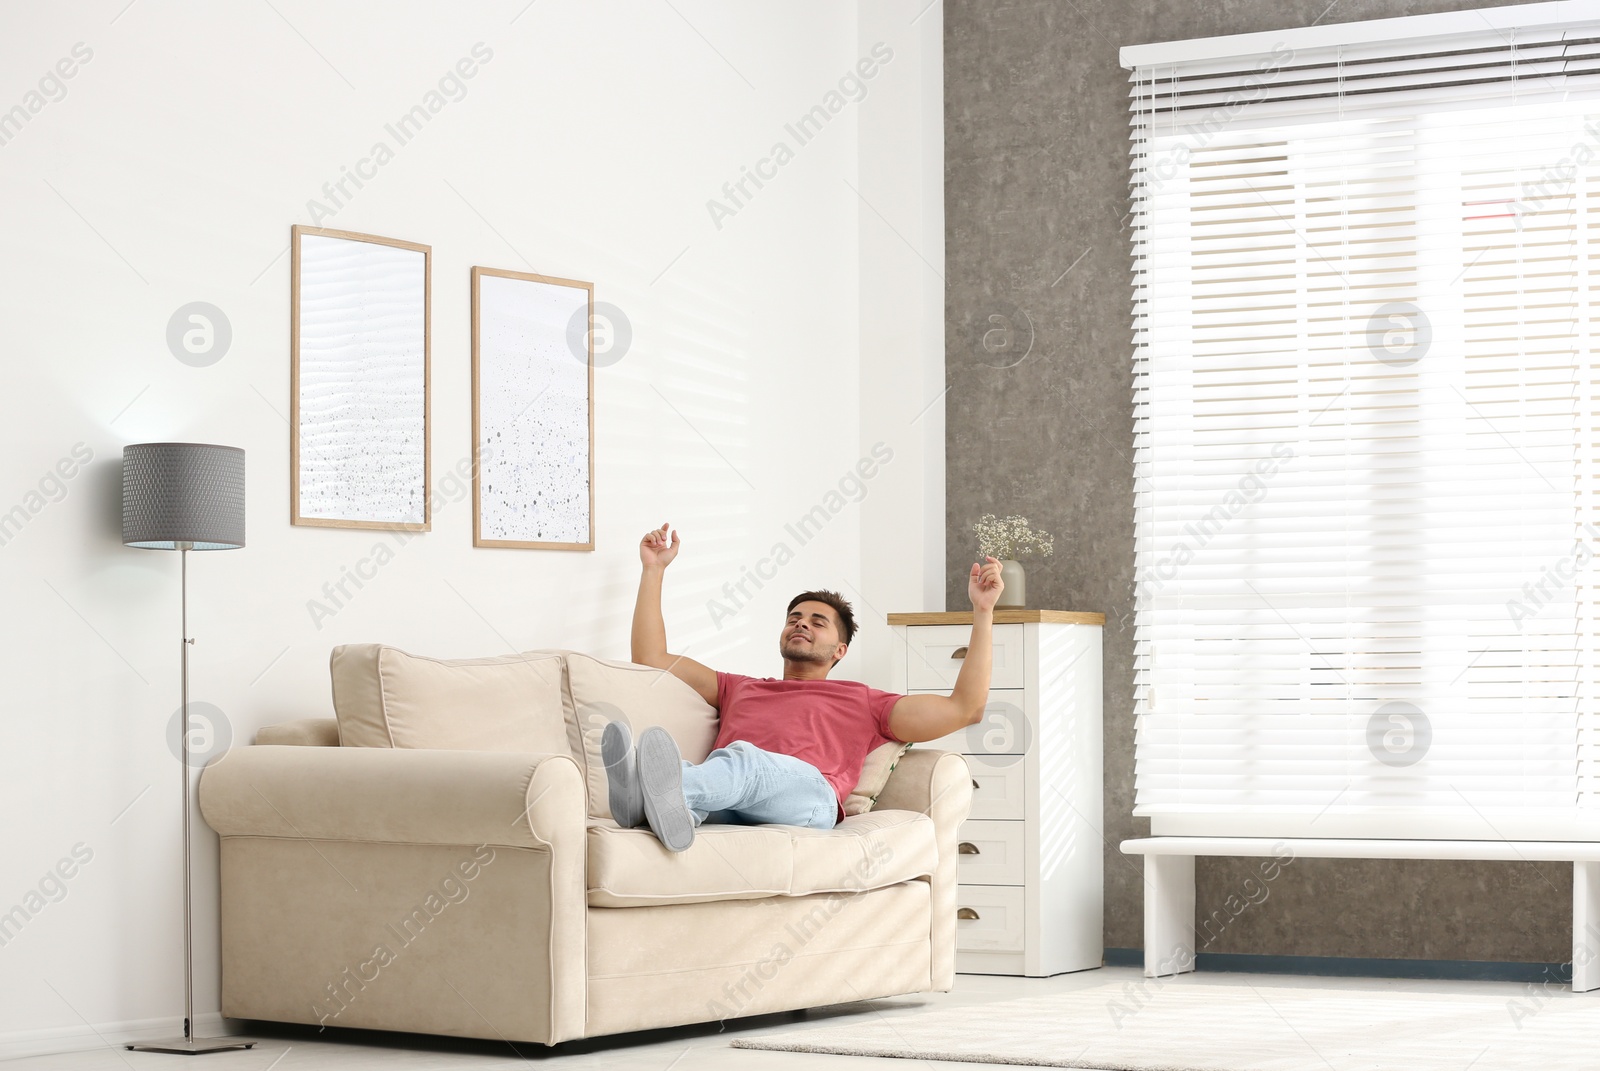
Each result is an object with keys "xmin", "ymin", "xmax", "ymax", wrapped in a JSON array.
[
  {"xmin": 586, "ymin": 809, "xmax": 938, "ymax": 908},
  {"xmin": 845, "ymin": 740, "xmax": 911, "ymax": 816},
  {"xmin": 330, "ymin": 643, "xmax": 569, "ymax": 753},
  {"xmin": 561, "ymin": 652, "xmax": 719, "ymax": 819}
]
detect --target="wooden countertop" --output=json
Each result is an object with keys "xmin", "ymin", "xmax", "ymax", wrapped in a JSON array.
[{"xmin": 885, "ymin": 610, "xmax": 1105, "ymax": 626}]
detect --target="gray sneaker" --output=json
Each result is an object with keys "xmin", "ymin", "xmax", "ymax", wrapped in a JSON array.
[
  {"xmin": 638, "ymin": 727, "xmax": 695, "ymax": 852},
  {"xmin": 601, "ymin": 721, "xmax": 643, "ymax": 829}
]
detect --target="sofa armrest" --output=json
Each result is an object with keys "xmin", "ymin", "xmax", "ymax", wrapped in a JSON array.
[
  {"xmin": 873, "ymin": 748, "xmax": 971, "ymax": 991},
  {"xmin": 254, "ymin": 717, "xmax": 339, "ymax": 746},
  {"xmin": 199, "ymin": 745, "xmax": 584, "ymax": 850},
  {"xmin": 199, "ymin": 746, "xmax": 588, "ymax": 1043},
  {"xmin": 875, "ymin": 748, "xmax": 972, "ymax": 824}
]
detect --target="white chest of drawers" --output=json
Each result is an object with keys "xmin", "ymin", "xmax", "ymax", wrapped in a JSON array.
[{"xmin": 888, "ymin": 610, "xmax": 1104, "ymax": 977}]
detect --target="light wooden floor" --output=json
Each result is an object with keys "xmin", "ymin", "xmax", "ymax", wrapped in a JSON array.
[{"xmin": 6, "ymin": 967, "xmax": 1549, "ymax": 1070}]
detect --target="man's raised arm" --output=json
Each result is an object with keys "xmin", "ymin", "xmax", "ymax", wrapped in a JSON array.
[
  {"xmin": 887, "ymin": 556, "xmax": 1004, "ymax": 743},
  {"xmin": 631, "ymin": 523, "xmax": 719, "ymax": 706}
]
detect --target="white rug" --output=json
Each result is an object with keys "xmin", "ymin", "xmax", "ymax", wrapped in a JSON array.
[{"xmin": 732, "ymin": 977, "xmax": 1597, "ymax": 1070}]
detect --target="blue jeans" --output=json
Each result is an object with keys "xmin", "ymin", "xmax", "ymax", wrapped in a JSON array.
[{"xmin": 681, "ymin": 741, "xmax": 838, "ymax": 830}]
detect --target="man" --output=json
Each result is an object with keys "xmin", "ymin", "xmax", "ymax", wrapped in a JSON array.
[{"xmin": 604, "ymin": 522, "xmax": 1005, "ymax": 851}]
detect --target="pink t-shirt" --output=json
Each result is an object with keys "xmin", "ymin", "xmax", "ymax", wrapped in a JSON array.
[{"xmin": 714, "ymin": 672, "xmax": 904, "ymax": 818}]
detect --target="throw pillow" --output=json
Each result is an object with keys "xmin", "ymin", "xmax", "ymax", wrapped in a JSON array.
[{"xmin": 844, "ymin": 740, "xmax": 912, "ymax": 816}]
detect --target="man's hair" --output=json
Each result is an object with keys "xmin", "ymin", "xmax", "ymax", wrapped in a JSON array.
[{"xmin": 786, "ymin": 590, "xmax": 857, "ymax": 646}]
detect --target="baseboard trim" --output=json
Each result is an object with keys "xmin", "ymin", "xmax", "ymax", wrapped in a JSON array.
[
  {"xmin": 0, "ymin": 1011, "xmax": 244, "ymax": 1060},
  {"xmin": 1102, "ymin": 948, "xmax": 1570, "ymax": 984}
]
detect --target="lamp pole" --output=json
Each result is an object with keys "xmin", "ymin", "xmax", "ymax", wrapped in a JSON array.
[
  {"xmin": 180, "ymin": 541, "xmax": 194, "ymax": 1043},
  {"xmin": 123, "ymin": 444, "xmax": 253, "ymax": 1056}
]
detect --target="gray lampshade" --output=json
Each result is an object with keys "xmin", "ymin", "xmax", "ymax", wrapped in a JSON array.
[{"xmin": 122, "ymin": 443, "xmax": 246, "ymax": 551}]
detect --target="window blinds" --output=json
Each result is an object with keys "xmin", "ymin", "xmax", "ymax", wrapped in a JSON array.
[{"xmin": 1126, "ymin": 7, "xmax": 1600, "ymax": 839}]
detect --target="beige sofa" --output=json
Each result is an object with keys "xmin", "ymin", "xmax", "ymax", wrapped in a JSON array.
[{"xmin": 198, "ymin": 645, "xmax": 972, "ymax": 1045}]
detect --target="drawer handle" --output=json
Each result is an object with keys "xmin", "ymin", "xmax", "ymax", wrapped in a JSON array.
[
  {"xmin": 958, "ymin": 842, "xmax": 980, "ymax": 855},
  {"xmin": 956, "ymin": 907, "xmax": 980, "ymax": 921},
  {"xmin": 951, "ymin": 646, "xmax": 969, "ymax": 659}
]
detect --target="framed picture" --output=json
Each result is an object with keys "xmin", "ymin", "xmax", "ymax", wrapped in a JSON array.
[
  {"xmin": 471, "ymin": 266, "xmax": 594, "ymax": 550},
  {"xmin": 290, "ymin": 225, "xmax": 430, "ymax": 530}
]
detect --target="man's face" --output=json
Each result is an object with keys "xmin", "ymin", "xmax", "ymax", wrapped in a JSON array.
[{"xmin": 780, "ymin": 601, "xmax": 846, "ymax": 667}]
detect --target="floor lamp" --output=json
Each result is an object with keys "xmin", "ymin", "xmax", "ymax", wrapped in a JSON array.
[{"xmin": 121, "ymin": 443, "xmax": 254, "ymax": 1056}]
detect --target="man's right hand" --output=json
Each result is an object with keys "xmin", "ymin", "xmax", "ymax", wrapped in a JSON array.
[
  {"xmin": 640, "ymin": 523, "xmax": 680, "ymax": 570},
  {"xmin": 632, "ymin": 521, "xmax": 717, "ymax": 706}
]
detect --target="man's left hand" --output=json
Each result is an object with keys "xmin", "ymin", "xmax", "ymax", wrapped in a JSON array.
[{"xmin": 969, "ymin": 556, "xmax": 1003, "ymax": 612}]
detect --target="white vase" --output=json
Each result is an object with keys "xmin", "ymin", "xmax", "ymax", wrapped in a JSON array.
[{"xmin": 997, "ymin": 559, "xmax": 1026, "ymax": 609}]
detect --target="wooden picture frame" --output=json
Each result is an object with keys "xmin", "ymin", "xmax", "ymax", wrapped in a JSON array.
[
  {"xmin": 290, "ymin": 225, "xmax": 431, "ymax": 530},
  {"xmin": 471, "ymin": 266, "xmax": 595, "ymax": 550}
]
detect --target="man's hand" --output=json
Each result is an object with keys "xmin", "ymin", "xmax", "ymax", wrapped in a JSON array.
[
  {"xmin": 640, "ymin": 523, "xmax": 680, "ymax": 570},
  {"xmin": 891, "ymin": 559, "xmax": 1002, "ymax": 742},
  {"xmin": 632, "ymin": 522, "xmax": 716, "ymax": 705},
  {"xmin": 891, "ymin": 558, "xmax": 1002, "ymax": 742},
  {"xmin": 969, "ymin": 556, "xmax": 1004, "ymax": 612}
]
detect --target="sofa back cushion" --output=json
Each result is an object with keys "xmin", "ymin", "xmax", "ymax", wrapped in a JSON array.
[
  {"xmin": 330, "ymin": 643, "xmax": 570, "ymax": 754},
  {"xmin": 561, "ymin": 652, "xmax": 719, "ymax": 819}
]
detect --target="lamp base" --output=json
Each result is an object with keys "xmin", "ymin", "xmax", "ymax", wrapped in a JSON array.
[{"xmin": 126, "ymin": 1037, "xmax": 256, "ymax": 1055}]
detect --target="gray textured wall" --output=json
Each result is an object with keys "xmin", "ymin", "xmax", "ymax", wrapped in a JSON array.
[{"xmin": 943, "ymin": 0, "xmax": 1569, "ymax": 962}]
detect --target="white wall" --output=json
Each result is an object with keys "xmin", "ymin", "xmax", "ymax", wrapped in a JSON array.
[
  {"xmin": 0, "ymin": 0, "xmax": 941, "ymax": 1055},
  {"xmin": 856, "ymin": 0, "xmax": 946, "ymax": 692}
]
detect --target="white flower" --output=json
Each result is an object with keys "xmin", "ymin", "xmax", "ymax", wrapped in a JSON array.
[{"xmin": 971, "ymin": 513, "xmax": 1055, "ymax": 560}]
